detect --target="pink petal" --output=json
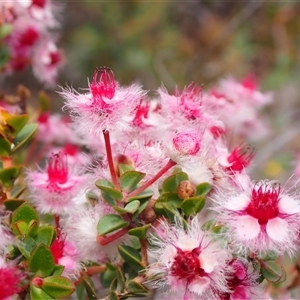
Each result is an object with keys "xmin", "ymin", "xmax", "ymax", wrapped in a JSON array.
[
  {"xmin": 266, "ymin": 217, "xmax": 288, "ymax": 242},
  {"xmin": 225, "ymin": 194, "xmax": 250, "ymax": 211},
  {"xmin": 278, "ymin": 195, "xmax": 300, "ymax": 214},
  {"xmin": 199, "ymin": 248, "xmax": 218, "ymax": 273},
  {"xmin": 188, "ymin": 277, "xmax": 211, "ymax": 295},
  {"xmin": 235, "ymin": 215, "xmax": 260, "ymax": 240}
]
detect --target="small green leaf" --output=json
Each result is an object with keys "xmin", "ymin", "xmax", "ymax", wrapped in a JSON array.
[
  {"xmin": 12, "ymin": 123, "xmax": 38, "ymax": 153},
  {"xmin": 30, "ymin": 285, "xmax": 54, "ymax": 300},
  {"xmin": 35, "ymin": 226, "xmax": 56, "ymax": 247},
  {"xmin": 162, "ymin": 172, "xmax": 188, "ymax": 193},
  {"xmin": 6, "ymin": 114, "xmax": 29, "ymax": 137},
  {"xmin": 118, "ymin": 163, "xmax": 135, "ymax": 175},
  {"xmin": 12, "ymin": 220, "xmax": 28, "ymax": 235},
  {"xmin": 120, "ymin": 171, "xmax": 146, "ymax": 192},
  {"xmin": 97, "ymin": 214, "xmax": 129, "ymax": 236},
  {"xmin": 132, "ymin": 198, "xmax": 150, "ymax": 221},
  {"xmin": 127, "ymin": 189, "xmax": 153, "ymax": 202},
  {"xmin": 38, "ymin": 91, "xmax": 51, "ymax": 112},
  {"xmin": 41, "ymin": 276, "xmax": 75, "ymax": 298},
  {"xmin": 108, "ymin": 291, "xmax": 119, "ymax": 300},
  {"xmin": 127, "ymin": 280, "xmax": 148, "ymax": 294},
  {"xmin": 158, "ymin": 192, "xmax": 182, "ymax": 208},
  {"xmin": 0, "ymin": 134, "xmax": 11, "ymax": 156},
  {"xmin": 113, "ymin": 200, "xmax": 140, "ymax": 215},
  {"xmin": 10, "ymin": 185, "xmax": 26, "ymax": 198},
  {"xmin": 118, "ymin": 245, "xmax": 145, "ymax": 272},
  {"xmin": 0, "ymin": 166, "xmax": 21, "ymax": 189},
  {"xmin": 161, "ymin": 202, "xmax": 177, "ymax": 221},
  {"xmin": 0, "ymin": 24, "xmax": 13, "ymax": 39},
  {"xmin": 116, "ymin": 267, "xmax": 125, "ymax": 292},
  {"xmin": 95, "ymin": 179, "xmax": 114, "ymax": 189},
  {"xmin": 82, "ymin": 276, "xmax": 97, "ymax": 300},
  {"xmin": 27, "ymin": 220, "xmax": 39, "ymax": 237},
  {"xmin": 181, "ymin": 197, "xmax": 206, "ymax": 216},
  {"xmin": 29, "ymin": 244, "xmax": 55, "ymax": 278},
  {"xmin": 96, "ymin": 182, "xmax": 123, "ymax": 206},
  {"xmin": 128, "ymin": 224, "xmax": 151, "ymax": 239},
  {"xmin": 3, "ymin": 198, "xmax": 26, "ymax": 211},
  {"xmin": 17, "ymin": 236, "xmax": 36, "ymax": 259},
  {"xmin": 12, "ymin": 203, "xmax": 39, "ymax": 226},
  {"xmin": 100, "ymin": 263, "xmax": 117, "ymax": 288},
  {"xmin": 196, "ymin": 182, "xmax": 212, "ymax": 196},
  {"xmin": 51, "ymin": 265, "xmax": 65, "ymax": 276},
  {"xmin": 261, "ymin": 260, "xmax": 286, "ymax": 283},
  {"xmin": 201, "ymin": 219, "xmax": 217, "ymax": 231}
]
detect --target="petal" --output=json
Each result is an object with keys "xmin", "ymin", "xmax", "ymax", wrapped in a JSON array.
[
  {"xmin": 225, "ymin": 193, "xmax": 250, "ymax": 211},
  {"xmin": 199, "ymin": 248, "xmax": 218, "ymax": 273},
  {"xmin": 188, "ymin": 277, "xmax": 211, "ymax": 295},
  {"xmin": 177, "ymin": 237, "xmax": 199, "ymax": 252},
  {"xmin": 266, "ymin": 217, "xmax": 288, "ymax": 242},
  {"xmin": 278, "ymin": 195, "xmax": 300, "ymax": 214},
  {"xmin": 235, "ymin": 215, "xmax": 260, "ymax": 240}
]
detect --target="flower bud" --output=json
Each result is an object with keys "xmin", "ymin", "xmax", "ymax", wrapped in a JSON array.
[
  {"xmin": 177, "ymin": 180, "xmax": 196, "ymax": 199},
  {"xmin": 140, "ymin": 199, "xmax": 157, "ymax": 224},
  {"xmin": 172, "ymin": 129, "xmax": 201, "ymax": 155},
  {"xmin": 114, "ymin": 154, "xmax": 135, "ymax": 177}
]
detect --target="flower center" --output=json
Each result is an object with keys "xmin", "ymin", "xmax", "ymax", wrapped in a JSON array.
[
  {"xmin": 19, "ymin": 27, "xmax": 39, "ymax": 46},
  {"xmin": 246, "ymin": 183, "xmax": 280, "ymax": 225},
  {"xmin": 32, "ymin": 0, "xmax": 46, "ymax": 8},
  {"xmin": 47, "ymin": 153, "xmax": 68, "ymax": 185},
  {"xmin": 90, "ymin": 67, "xmax": 116, "ymax": 101},
  {"xmin": 227, "ymin": 144, "xmax": 254, "ymax": 173},
  {"xmin": 171, "ymin": 249, "xmax": 205, "ymax": 282}
]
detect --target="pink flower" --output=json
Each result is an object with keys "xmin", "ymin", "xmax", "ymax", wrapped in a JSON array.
[
  {"xmin": 0, "ymin": 257, "xmax": 25, "ymax": 299},
  {"xmin": 147, "ymin": 217, "xmax": 231, "ymax": 300},
  {"xmin": 26, "ymin": 152, "xmax": 85, "ymax": 214},
  {"xmin": 61, "ymin": 67, "xmax": 146, "ymax": 136},
  {"xmin": 213, "ymin": 180, "xmax": 300, "ymax": 256}
]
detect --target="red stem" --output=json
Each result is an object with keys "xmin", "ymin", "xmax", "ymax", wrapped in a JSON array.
[
  {"xmin": 97, "ymin": 227, "xmax": 130, "ymax": 246},
  {"xmin": 103, "ymin": 130, "xmax": 120, "ymax": 190},
  {"xmin": 128, "ymin": 159, "xmax": 176, "ymax": 198}
]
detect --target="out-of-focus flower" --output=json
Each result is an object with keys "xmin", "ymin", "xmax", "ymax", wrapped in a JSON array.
[
  {"xmin": 26, "ymin": 152, "xmax": 85, "ymax": 214},
  {"xmin": 213, "ymin": 180, "xmax": 300, "ymax": 256},
  {"xmin": 147, "ymin": 217, "xmax": 231, "ymax": 300}
]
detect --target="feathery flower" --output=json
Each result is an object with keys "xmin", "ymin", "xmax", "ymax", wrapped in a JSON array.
[
  {"xmin": 147, "ymin": 217, "xmax": 231, "ymax": 300},
  {"xmin": 213, "ymin": 180, "xmax": 300, "ymax": 256},
  {"xmin": 26, "ymin": 152, "xmax": 85, "ymax": 214},
  {"xmin": 61, "ymin": 67, "xmax": 146, "ymax": 136}
]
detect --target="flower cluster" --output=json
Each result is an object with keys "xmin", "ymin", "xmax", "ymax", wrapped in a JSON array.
[{"xmin": 0, "ymin": 0, "xmax": 64, "ymax": 85}]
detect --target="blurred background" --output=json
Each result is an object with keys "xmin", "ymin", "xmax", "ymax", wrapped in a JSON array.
[{"xmin": 2, "ymin": 0, "xmax": 300, "ymax": 181}]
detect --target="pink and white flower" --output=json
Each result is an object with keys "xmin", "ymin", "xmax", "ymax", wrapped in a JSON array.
[
  {"xmin": 213, "ymin": 180, "xmax": 300, "ymax": 256},
  {"xmin": 147, "ymin": 217, "xmax": 231, "ymax": 300},
  {"xmin": 26, "ymin": 152, "xmax": 86, "ymax": 215},
  {"xmin": 61, "ymin": 67, "xmax": 146, "ymax": 136}
]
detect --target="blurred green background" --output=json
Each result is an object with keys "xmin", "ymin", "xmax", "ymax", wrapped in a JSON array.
[{"xmin": 3, "ymin": 0, "xmax": 300, "ymax": 181}]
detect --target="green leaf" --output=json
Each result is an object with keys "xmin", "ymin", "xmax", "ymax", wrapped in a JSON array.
[
  {"xmin": 27, "ymin": 220, "xmax": 39, "ymax": 237},
  {"xmin": 132, "ymin": 198, "xmax": 150, "ymax": 221},
  {"xmin": 0, "ymin": 24, "xmax": 13, "ymax": 39},
  {"xmin": 6, "ymin": 114, "xmax": 29, "ymax": 137},
  {"xmin": 17, "ymin": 236, "xmax": 36, "ymax": 259},
  {"xmin": 97, "ymin": 214, "xmax": 129, "ymax": 236},
  {"xmin": 127, "ymin": 188, "xmax": 153, "ymax": 202},
  {"xmin": 82, "ymin": 276, "xmax": 97, "ymax": 300},
  {"xmin": 12, "ymin": 123, "xmax": 38, "ymax": 153},
  {"xmin": 158, "ymin": 192, "xmax": 182, "ymax": 208},
  {"xmin": 95, "ymin": 179, "xmax": 114, "ymax": 188},
  {"xmin": 128, "ymin": 224, "xmax": 151, "ymax": 239},
  {"xmin": 120, "ymin": 171, "xmax": 146, "ymax": 192},
  {"xmin": 51, "ymin": 265, "xmax": 65, "ymax": 276},
  {"xmin": 0, "ymin": 166, "xmax": 21, "ymax": 189},
  {"xmin": 126, "ymin": 280, "xmax": 148, "ymax": 294},
  {"xmin": 195, "ymin": 182, "xmax": 212, "ymax": 196},
  {"xmin": 118, "ymin": 163, "xmax": 135, "ymax": 176},
  {"xmin": 181, "ymin": 196, "xmax": 206, "ymax": 216},
  {"xmin": 108, "ymin": 291, "xmax": 119, "ymax": 300},
  {"xmin": 30, "ymin": 285, "xmax": 54, "ymax": 300},
  {"xmin": 261, "ymin": 260, "xmax": 286, "ymax": 283},
  {"xmin": 0, "ymin": 46, "xmax": 9, "ymax": 69},
  {"xmin": 162, "ymin": 172, "xmax": 188, "ymax": 193},
  {"xmin": 11, "ymin": 185, "xmax": 26, "ymax": 198},
  {"xmin": 113, "ymin": 200, "xmax": 140, "ymax": 215},
  {"xmin": 41, "ymin": 276, "xmax": 75, "ymax": 298},
  {"xmin": 0, "ymin": 134, "xmax": 11, "ymax": 156},
  {"xmin": 12, "ymin": 202, "xmax": 39, "ymax": 226},
  {"xmin": 116, "ymin": 267, "xmax": 125, "ymax": 292},
  {"xmin": 12, "ymin": 220, "xmax": 28, "ymax": 235},
  {"xmin": 96, "ymin": 182, "xmax": 123, "ymax": 206},
  {"xmin": 38, "ymin": 91, "xmax": 51, "ymax": 112},
  {"xmin": 201, "ymin": 219, "xmax": 217, "ymax": 231},
  {"xmin": 118, "ymin": 245, "xmax": 145, "ymax": 272},
  {"xmin": 100, "ymin": 263, "xmax": 117, "ymax": 288},
  {"xmin": 3, "ymin": 198, "xmax": 26, "ymax": 211},
  {"xmin": 29, "ymin": 244, "xmax": 55, "ymax": 278},
  {"xmin": 35, "ymin": 226, "xmax": 56, "ymax": 247}
]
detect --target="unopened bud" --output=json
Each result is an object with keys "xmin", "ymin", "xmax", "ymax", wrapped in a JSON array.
[
  {"xmin": 140, "ymin": 199, "xmax": 157, "ymax": 224},
  {"xmin": 177, "ymin": 180, "xmax": 196, "ymax": 199},
  {"xmin": 172, "ymin": 129, "xmax": 201, "ymax": 155},
  {"xmin": 114, "ymin": 154, "xmax": 135, "ymax": 177}
]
